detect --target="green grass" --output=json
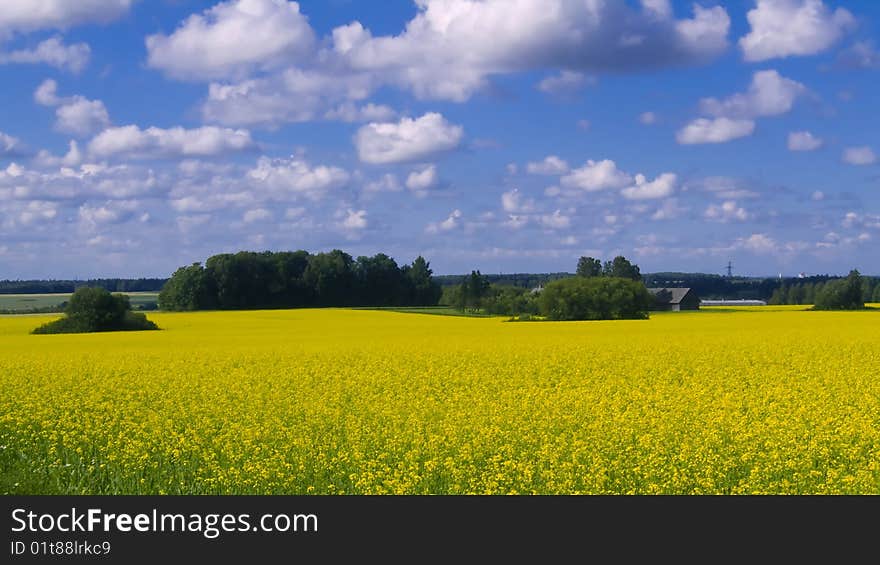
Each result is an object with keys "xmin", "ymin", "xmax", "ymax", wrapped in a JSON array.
[{"xmin": 0, "ymin": 292, "xmax": 159, "ymax": 314}]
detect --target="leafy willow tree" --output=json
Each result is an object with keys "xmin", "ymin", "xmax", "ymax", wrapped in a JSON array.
[{"xmin": 33, "ymin": 287, "xmax": 158, "ymax": 334}]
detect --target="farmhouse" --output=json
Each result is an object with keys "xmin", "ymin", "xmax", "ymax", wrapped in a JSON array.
[{"xmin": 648, "ymin": 287, "xmax": 700, "ymax": 311}]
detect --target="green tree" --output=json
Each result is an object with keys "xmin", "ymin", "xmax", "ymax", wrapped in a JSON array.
[
  {"xmin": 159, "ymin": 263, "xmax": 216, "ymax": 311},
  {"xmin": 405, "ymin": 256, "xmax": 442, "ymax": 306},
  {"xmin": 33, "ymin": 287, "xmax": 158, "ymax": 334},
  {"xmin": 873, "ymin": 284, "xmax": 880, "ymax": 303},
  {"xmin": 538, "ymin": 277, "xmax": 653, "ymax": 321},
  {"xmin": 303, "ymin": 250, "xmax": 355, "ymax": 306},
  {"xmin": 814, "ymin": 270, "xmax": 865, "ymax": 310},
  {"xmin": 576, "ymin": 256, "xmax": 603, "ymax": 278},
  {"xmin": 602, "ymin": 256, "xmax": 642, "ymax": 281}
]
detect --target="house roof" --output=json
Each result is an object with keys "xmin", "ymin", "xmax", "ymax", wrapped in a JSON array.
[{"xmin": 647, "ymin": 287, "xmax": 693, "ymax": 304}]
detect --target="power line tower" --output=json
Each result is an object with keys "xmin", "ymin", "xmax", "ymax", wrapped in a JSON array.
[{"xmin": 726, "ymin": 261, "xmax": 733, "ymax": 278}]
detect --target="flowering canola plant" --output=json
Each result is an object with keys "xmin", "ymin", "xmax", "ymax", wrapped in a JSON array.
[{"xmin": 1, "ymin": 306, "xmax": 878, "ymax": 494}]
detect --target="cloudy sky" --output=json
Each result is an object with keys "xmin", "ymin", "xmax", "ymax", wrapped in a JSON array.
[{"xmin": 1, "ymin": 0, "xmax": 878, "ymax": 279}]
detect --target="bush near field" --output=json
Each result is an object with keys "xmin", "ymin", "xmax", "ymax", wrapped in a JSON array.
[{"xmin": 32, "ymin": 287, "xmax": 158, "ymax": 334}]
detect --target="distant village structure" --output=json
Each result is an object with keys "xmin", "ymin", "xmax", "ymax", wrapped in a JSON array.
[{"xmin": 648, "ymin": 288, "xmax": 701, "ymax": 311}]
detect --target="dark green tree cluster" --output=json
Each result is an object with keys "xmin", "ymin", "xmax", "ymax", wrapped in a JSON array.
[
  {"xmin": 538, "ymin": 277, "xmax": 654, "ymax": 321},
  {"xmin": 33, "ymin": 287, "xmax": 158, "ymax": 334},
  {"xmin": 768, "ymin": 272, "xmax": 877, "ymax": 306},
  {"xmin": 159, "ymin": 250, "xmax": 442, "ymax": 311},
  {"xmin": 812, "ymin": 270, "xmax": 867, "ymax": 310},
  {"xmin": 576, "ymin": 255, "xmax": 642, "ymax": 281}
]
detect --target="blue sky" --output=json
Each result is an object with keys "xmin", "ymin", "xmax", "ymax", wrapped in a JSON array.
[{"xmin": 0, "ymin": 0, "xmax": 878, "ymax": 279}]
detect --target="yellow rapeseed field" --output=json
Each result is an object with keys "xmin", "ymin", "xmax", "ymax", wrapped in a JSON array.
[{"xmin": 1, "ymin": 306, "xmax": 879, "ymax": 494}]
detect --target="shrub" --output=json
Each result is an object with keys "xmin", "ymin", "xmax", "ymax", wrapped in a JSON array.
[
  {"xmin": 538, "ymin": 277, "xmax": 654, "ymax": 321},
  {"xmin": 33, "ymin": 287, "xmax": 159, "ymax": 334}
]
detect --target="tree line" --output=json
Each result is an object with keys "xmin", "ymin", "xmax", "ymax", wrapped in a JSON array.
[
  {"xmin": 0, "ymin": 278, "xmax": 166, "ymax": 294},
  {"xmin": 442, "ymin": 256, "xmax": 654, "ymax": 320},
  {"xmin": 769, "ymin": 272, "xmax": 879, "ymax": 306},
  {"xmin": 158, "ymin": 250, "xmax": 442, "ymax": 311}
]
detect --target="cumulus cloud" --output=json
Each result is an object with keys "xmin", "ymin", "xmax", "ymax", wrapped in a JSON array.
[
  {"xmin": 323, "ymin": 102, "xmax": 397, "ymax": 123},
  {"xmin": 836, "ymin": 41, "xmax": 880, "ymax": 70},
  {"xmin": 677, "ymin": 70, "xmax": 804, "ymax": 145},
  {"xmin": 639, "ymin": 111, "xmax": 658, "ymax": 125},
  {"xmin": 35, "ymin": 79, "xmax": 111, "ymax": 137},
  {"xmin": 842, "ymin": 146, "xmax": 876, "ymax": 166},
  {"xmin": 621, "ymin": 173, "xmax": 677, "ymax": 200},
  {"xmin": 405, "ymin": 165, "xmax": 439, "ymax": 194},
  {"xmin": 247, "ymin": 155, "xmax": 349, "ymax": 199},
  {"xmin": 561, "ymin": 159, "xmax": 633, "ymax": 192},
  {"xmin": 676, "ymin": 118, "xmax": 756, "ymax": 144},
  {"xmin": 426, "ymin": 209, "xmax": 462, "ymax": 233},
  {"xmin": 88, "ymin": 125, "xmax": 255, "ymax": 159},
  {"xmin": 0, "ymin": 0, "xmax": 134, "ymax": 37},
  {"xmin": 364, "ymin": 173, "xmax": 401, "ymax": 193},
  {"xmin": 354, "ymin": 113, "xmax": 463, "ymax": 165},
  {"xmin": 0, "ymin": 36, "xmax": 90, "ymax": 72},
  {"xmin": 526, "ymin": 155, "xmax": 569, "ymax": 175},
  {"xmin": 704, "ymin": 200, "xmax": 751, "ymax": 222},
  {"xmin": 539, "ymin": 210, "xmax": 571, "ymax": 230},
  {"xmin": 202, "ymin": 69, "xmax": 376, "ymax": 127},
  {"xmin": 739, "ymin": 0, "xmax": 856, "ymax": 62},
  {"xmin": 537, "ymin": 71, "xmax": 591, "ymax": 96},
  {"xmin": 698, "ymin": 70, "xmax": 806, "ymax": 119},
  {"xmin": 146, "ymin": 0, "xmax": 315, "ymax": 80},
  {"xmin": 0, "ymin": 131, "xmax": 24, "ymax": 157},
  {"xmin": 787, "ymin": 131, "xmax": 823, "ymax": 151},
  {"xmin": 501, "ymin": 189, "xmax": 536, "ymax": 213},
  {"xmin": 340, "ymin": 209, "xmax": 368, "ymax": 231},
  {"xmin": 243, "ymin": 207, "xmax": 272, "ymax": 224},
  {"xmin": 334, "ymin": 0, "xmax": 730, "ymax": 101}
]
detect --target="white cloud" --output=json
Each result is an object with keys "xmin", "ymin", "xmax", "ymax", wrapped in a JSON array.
[
  {"xmin": 34, "ymin": 80, "xmax": 111, "ymax": 136},
  {"xmin": 426, "ymin": 209, "xmax": 462, "ymax": 233},
  {"xmin": 561, "ymin": 159, "xmax": 633, "ymax": 192},
  {"xmin": 324, "ymin": 102, "xmax": 397, "ymax": 123},
  {"xmin": 405, "ymin": 165, "xmax": 439, "ymax": 194},
  {"xmin": 354, "ymin": 113, "xmax": 463, "ymax": 165},
  {"xmin": 537, "ymin": 71, "xmax": 591, "ymax": 96},
  {"xmin": 243, "ymin": 208, "xmax": 271, "ymax": 224},
  {"xmin": 88, "ymin": 125, "xmax": 254, "ymax": 159},
  {"xmin": 202, "ymin": 69, "xmax": 375, "ymax": 127},
  {"xmin": 33, "ymin": 140, "xmax": 83, "ymax": 168},
  {"xmin": 676, "ymin": 118, "xmax": 756, "ymax": 144},
  {"xmin": 837, "ymin": 41, "xmax": 880, "ymax": 70},
  {"xmin": 842, "ymin": 146, "xmax": 876, "ymax": 166},
  {"xmin": 0, "ymin": 131, "xmax": 23, "ymax": 156},
  {"xmin": 621, "ymin": 173, "xmax": 677, "ymax": 200},
  {"xmin": 16, "ymin": 200, "xmax": 58, "ymax": 226},
  {"xmin": 248, "ymin": 155, "xmax": 349, "ymax": 199},
  {"xmin": 364, "ymin": 173, "xmax": 401, "ymax": 193},
  {"xmin": 335, "ymin": 1, "xmax": 730, "ymax": 102},
  {"xmin": 739, "ymin": 0, "xmax": 856, "ymax": 62},
  {"xmin": 651, "ymin": 198, "xmax": 686, "ymax": 221},
  {"xmin": 0, "ymin": 1, "xmax": 134, "ymax": 36},
  {"xmin": 501, "ymin": 189, "xmax": 535, "ymax": 213},
  {"xmin": 539, "ymin": 210, "xmax": 571, "ymax": 230},
  {"xmin": 526, "ymin": 155, "xmax": 569, "ymax": 175},
  {"xmin": 639, "ymin": 112, "xmax": 658, "ymax": 125},
  {"xmin": 788, "ymin": 131, "xmax": 823, "ymax": 152},
  {"xmin": 340, "ymin": 209, "xmax": 368, "ymax": 230},
  {"xmin": 704, "ymin": 200, "xmax": 751, "ymax": 222},
  {"xmin": 699, "ymin": 70, "xmax": 806, "ymax": 119},
  {"xmin": 811, "ymin": 190, "xmax": 824, "ymax": 201},
  {"xmin": 146, "ymin": 0, "xmax": 315, "ymax": 80},
  {"xmin": 0, "ymin": 36, "xmax": 90, "ymax": 72},
  {"xmin": 738, "ymin": 233, "xmax": 778, "ymax": 254}
]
